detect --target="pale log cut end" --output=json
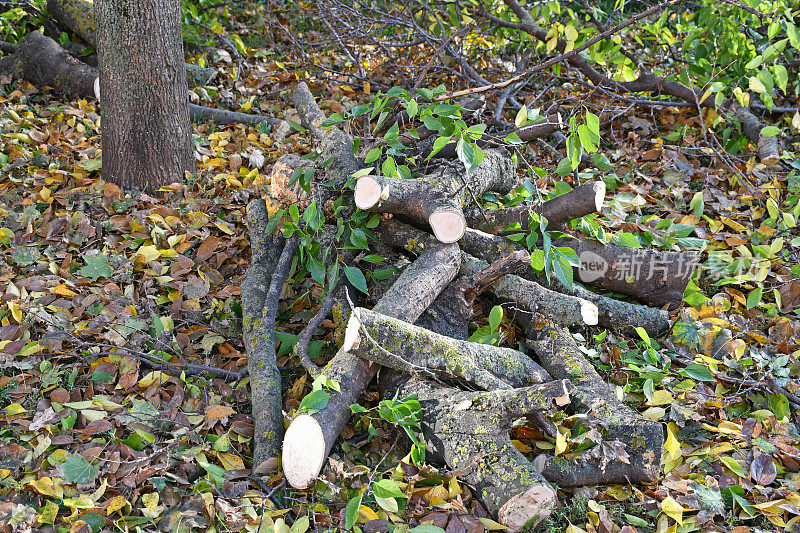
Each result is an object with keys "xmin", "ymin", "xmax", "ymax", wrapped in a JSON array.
[
  {"xmin": 429, "ymin": 210, "xmax": 466, "ymax": 243},
  {"xmin": 498, "ymin": 483, "xmax": 557, "ymax": 532},
  {"xmin": 342, "ymin": 311, "xmax": 362, "ymax": 353},
  {"xmin": 282, "ymin": 414, "xmax": 326, "ymax": 489},
  {"xmin": 580, "ymin": 300, "xmax": 599, "ymax": 326},
  {"xmin": 354, "ymin": 176, "xmax": 382, "ymax": 210},
  {"xmin": 592, "ymin": 180, "xmax": 606, "ymax": 212}
]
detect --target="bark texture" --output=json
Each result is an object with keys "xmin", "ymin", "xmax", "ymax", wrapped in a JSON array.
[
  {"xmin": 282, "ymin": 244, "xmax": 461, "ymax": 489},
  {"xmin": 94, "ymin": 0, "xmax": 193, "ymax": 192},
  {"xmin": 355, "ymin": 149, "xmax": 516, "ymax": 242},
  {"xmin": 0, "ymin": 31, "xmax": 96, "ymax": 98},
  {"xmin": 391, "ymin": 378, "xmax": 569, "ymax": 531},
  {"xmin": 344, "ymin": 307, "xmax": 551, "ymax": 390},
  {"xmin": 521, "ymin": 314, "xmax": 663, "ymax": 485},
  {"xmin": 242, "ymin": 200, "xmax": 290, "ymax": 466}
]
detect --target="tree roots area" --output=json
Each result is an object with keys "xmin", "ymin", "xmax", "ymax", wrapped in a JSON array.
[{"xmin": 1, "ymin": 0, "xmax": 800, "ymax": 532}]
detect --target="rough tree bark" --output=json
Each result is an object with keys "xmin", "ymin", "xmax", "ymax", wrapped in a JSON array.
[
  {"xmin": 94, "ymin": 0, "xmax": 194, "ymax": 192},
  {"xmin": 281, "ymin": 244, "xmax": 462, "ymax": 489},
  {"xmin": 242, "ymin": 200, "xmax": 291, "ymax": 467}
]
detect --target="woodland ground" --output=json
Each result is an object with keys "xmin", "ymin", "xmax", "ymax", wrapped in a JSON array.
[{"xmin": 1, "ymin": 0, "xmax": 800, "ymax": 532}]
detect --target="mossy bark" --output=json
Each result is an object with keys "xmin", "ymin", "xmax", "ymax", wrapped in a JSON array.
[
  {"xmin": 386, "ymin": 371, "xmax": 568, "ymax": 530},
  {"xmin": 521, "ymin": 314, "xmax": 664, "ymax": 485},
  {"xmin": 242, "ymin": 200, "xmax": 290, "ymax": 466},
  {"xmin": 282, "ymin": 244, "xmax": 461, "ymax": 489},
  {"xmin": 346, "ymin": 307, "xmax": 550, "ymax": 390}
]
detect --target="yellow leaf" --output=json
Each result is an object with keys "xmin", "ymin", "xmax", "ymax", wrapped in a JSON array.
[
  {"xmin": 647, "ymin": 390, "xmax": 674, "ymax": 406},
  {"xmin": 138, "ymin": 371, "xmax": 170, "ymax": 388},
  {"xmin": 478, "ymin": 517, "xmax": 510, "ymax": 530},
  {"xmin": 664, "ymin": 422, "xmax": 681, "ymax": 461},
  {"xmin": 511, "ymin": 439, "xmax": 533, "ymax": 453},
  {"xmin": 135, "ymin": 245, "xmax": 161, "ymax": 262},
  {"xmin": 51, "ymin": 284, "xmax": 77, "ymax": 297},
  {"xmin": 363, "ymin": 81, "xmax": 371, "ymax": 94},
  {"xmin": 661, "ymin": 496, "xmax": 685, "ymax": 524},
  {"xmin": 358, "ymin": 505, "xmax": 380, "ymax": 523},
  {"xmin": 29, "ymin": 476, "xmax": 58, "ymax": 497},
  {"xmin": 8, "ymin": 300, "xmax": 22, "ymax": 322},
  {"xmin": 554, "ymin": 430, "xmax": 568, "ymax": 456},
  {"xmin": 5, "ymin": 403, "xmax": 26, "ymax": 416},
  {"xmin": 106, "ymin": 495, "xmax": 130, "ymax": 516},
  {"xmin": 217, "ymin": 452, "xmax": 245, "ymax": 471}
]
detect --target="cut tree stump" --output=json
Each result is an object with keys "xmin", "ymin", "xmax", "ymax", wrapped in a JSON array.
[
  {"xmin": 464, "ymin": 179, "xmax": 606, "ymax": 232},
  {"xmin": 282, "ymin": 243, "xmax": 462, "ymax": 489},
  {"xmin": 354, "ymin": 149, "xmax": 516, "ymax": 242}
]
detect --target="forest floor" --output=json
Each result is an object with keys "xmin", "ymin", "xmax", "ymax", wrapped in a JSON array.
[{"xmin": 1, "ymin": 2, "xmax": 800, "ymax": 533}]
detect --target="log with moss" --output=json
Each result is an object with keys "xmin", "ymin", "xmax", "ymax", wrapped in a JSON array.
[
  {"xmin": 343, "ymin": 307, "xmax": 551, "ymax": 390},
  {"xmin": 281, "ymin": 243, "xmax": 462, "ymax": 489},
  {"xmin": 520, "ymin": 313, "xmax": 663, "ymax": 485}
]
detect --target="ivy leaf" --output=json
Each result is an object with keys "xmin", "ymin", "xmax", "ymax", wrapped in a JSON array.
[
  {"xmin": 78, "ymin": 254, "xmax": 113, "ymax": 281},
  {"xmin": 61, "ymin": 453, "xmax": 100, "ymax": 484}
]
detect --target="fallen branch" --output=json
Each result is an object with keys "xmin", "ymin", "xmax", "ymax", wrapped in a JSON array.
[
  {"xmin": 463, "ymin": 180, "xmax": 606, "ymax": 233},
  {"xmin": 281, "ymin": 243, "xmax": 462, "ymax": 489},
  {"xmin": 355, "ymin": 149, "xmax": 516, "ymax": 242},
  {"xmin": 344, "ymin": 307, "xmax": 551, "ymax": 389},
  {"xmin": 520, "ymin": 314, "xmax": 663, "ymax": 485},
  {"xmin": 456, "ymin": 227, "xmax": 673, "ymax": 337},
  {"xmin": 242, "ymin": 199, "xmax": 292, "ymax": 468},
  {"xmin": 188, "ymin": 104, "xmax": 285, "ymax": 127}
]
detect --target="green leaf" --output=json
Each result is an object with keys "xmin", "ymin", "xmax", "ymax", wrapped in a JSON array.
[
  {"xmin": 345, "ymin": 493, "xmax": 362, "ymax": 530},
  {"xmin": 298, "ymin": 390, "xmax": 330, "ymax": 414},
  {"xmin": 760, "ymin": 126, "xmax": 780, "ymax": 137},
  {"xmin": 556, "ymin": 157, "xmax": 574, "ymax": 176},
  {"xmin": 409, "ymin": 526, "xmax": 446, "ymax": 533},
  {"xmin": 746, "ymin": 287, "xmax": 762, "ymax": 309},
  {"xmin": 373, "ymin": 479, "xmax": 407, "ymax": 499},
  {"xmin": 350, "ymin": 404, "xmax": 367, "ymax": 413},
  {"xmin": 81, "ymin": 158, "xmax": 102, "ymax": 172},
  {"xmin": 291, "ymin": 516, "xmax": 310, "ymax": 533},
  {"xmin": 428, "ymin": 136, "xmax": 451, "ymax": 159},
  {"xmin": 78, "ymin": 254, "xmax": 113, "ymax": 281},
  {"xmin": 61, "ymin": 454, "xmax": 100, "ymax": 484},
  {"xmin": 365, "ymin": 147, "xmax": 382, "ymax": 164},
  {"xmin": 488, "ymin": 305, "xmax": 503, "ymax": 331},
  {"xmin": 682, "ymin": 364, "xmax": 715, "ymax": 382},
  {"xmin": 515, "ymin": 105, "xmax": 528, "ymax": 127},
  {"xmin": 719, "ymin": 456, "xmax": 745, "ymax": 478},
  {"xmin": 382, "ymin": 156, "xmax": 397, "ymax": 178},
  {"xmin": 762, "ymin": 39, "xmax": 788, "ymax": 63},
  {"xmin": 690, "ymin": 192, "xmax": 704, "ymax": 218},
  {"xmin": 344, "ymin": 265, "xmax": 369, "ymax": 294},
  {"xmin": 770, "ymin": 392, "xmax": 790, "ymax": 421}
]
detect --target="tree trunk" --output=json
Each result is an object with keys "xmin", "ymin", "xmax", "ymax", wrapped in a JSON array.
[{"xmin": 94, "ymin": 0, "xmax": 193, "ymax": 192}]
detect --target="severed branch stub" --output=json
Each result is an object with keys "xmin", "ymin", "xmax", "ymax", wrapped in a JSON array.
[
  {"xmin": 282, "ymin": 243, "xmax": 462, "ymax": 489},
  {"xmin": 354, "ymin": 148, "xmax": 516, "ymax": 243}
]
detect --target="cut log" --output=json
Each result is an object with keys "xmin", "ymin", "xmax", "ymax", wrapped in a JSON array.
[
  {"xmin": 398, "ymin": 221, "xmax": 671, "ymax": 337},
  {"xmin": 282, "ymin": 243, "xmax": 462, "ymax": 489},
  {"xmin": 386, "ymin": 374, "xmax": 569, "ymax": 530},
  {"xmin": 242, "ymin": 199, "xmax": 291, "ymax": 466},
  {"xmin": 520, "ymin": 313, "xmax": 663, "ymax": 485},
  {"xmin": 355, "ymin": 149, "xmax": 516, "ymax": 242},
  {"xmin": 343, "ymin": 307, "xmax": 551, "ymax": 389},
  {"xmin": 1, "ymin": 31, "xmax": 96, "ymax": 98},
  {"xmin": 556, "ymin": 235, "xmax": 697, "ymax": 309},
  {"xmin": 292, "ymin": 82, "xmax": 359, "ymax": 196},
  {"xmin": 464, "ymin": 180, "xmax": 606, "ymax": 233},
  {"xmin": 375, "ymin": 221, "xmax": 600, "ymax": 327},
  {"xmin": 188, "ymin": 104, "xmax": 285, "ymax": 127}
]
